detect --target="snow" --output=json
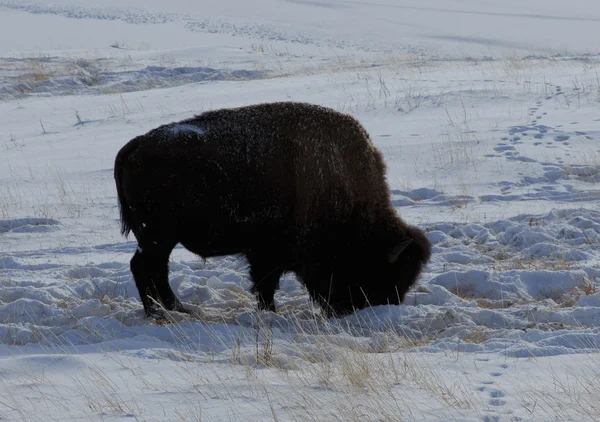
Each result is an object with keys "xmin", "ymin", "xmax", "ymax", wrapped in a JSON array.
[
  {"xmin": 170, "ymin": 124, "xmax": 206, "ymax": 137},
  {"xmin": 2, "ymin": 0, "xmax": 600, "ymax": 420}
]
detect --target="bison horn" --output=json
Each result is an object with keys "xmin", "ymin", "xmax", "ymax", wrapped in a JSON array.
[{"xmin": 387, "ymin": 239, "xmax": 413, "ymax": 263}]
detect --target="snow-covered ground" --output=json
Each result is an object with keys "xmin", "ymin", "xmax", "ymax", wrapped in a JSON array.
[{"xmin": 1, "ymin": 1, "xmax": 600, "ymax": 420}]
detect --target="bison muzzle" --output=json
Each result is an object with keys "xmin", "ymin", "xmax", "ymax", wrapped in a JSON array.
[{"xmin": 114, "ymin": 102, "xmax": 431, "ymax": 317}]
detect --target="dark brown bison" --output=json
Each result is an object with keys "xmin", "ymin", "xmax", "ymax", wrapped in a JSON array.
[{"xmin": 114, "ymin": 102, "xmax": 431, "ymax": 317}]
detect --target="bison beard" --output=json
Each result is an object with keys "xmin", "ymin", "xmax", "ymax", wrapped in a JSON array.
[{"xmin": 114, "ymin": 102, "xmax": 432, "ymax": 317}]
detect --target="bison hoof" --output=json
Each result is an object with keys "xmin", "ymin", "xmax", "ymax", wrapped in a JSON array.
[
  {"xmin": 146, "ymin": 308, "xmax": 192, "ymax": 324},
  {"xmin": 161, "ymin": 298, "xmax": 190, "ymax": 314},
  {"xmin": 170, "ymin": 303, "xmax": 191, "ymax": 314},
  {"xmin": 144, "ymin": 302, "xmax": 191, "ymax": 319},
  {"xmin": 258, "ymin": 302, "xmax": 276, "ymax": 313}
]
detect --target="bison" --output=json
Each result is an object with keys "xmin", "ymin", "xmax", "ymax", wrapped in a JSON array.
[{"xmin": 114, "ymin": 102, "xmax": 431, "ymax": 317}]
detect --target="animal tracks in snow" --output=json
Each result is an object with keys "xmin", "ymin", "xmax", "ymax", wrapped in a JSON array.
[
  {"xmin": 476, "ymin": 363, "xmax": 515, "ymax": 421},
  {"xmin": 483, "ymin": 87, "xmax": 600, "ymax": 205}
]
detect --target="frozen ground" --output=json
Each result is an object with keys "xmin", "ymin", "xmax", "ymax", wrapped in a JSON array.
[{"xmin": 1, "ymin": 1, "xmax": 600, "ymax": 421}]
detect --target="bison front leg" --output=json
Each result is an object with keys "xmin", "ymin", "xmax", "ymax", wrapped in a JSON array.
[
  {"xmin": 130, "ymin": 244, "xmax": 188, "ymax": 317},
  {"xmin": 248, "ymin": 255, "xmax": 283, "ymax": 313}
]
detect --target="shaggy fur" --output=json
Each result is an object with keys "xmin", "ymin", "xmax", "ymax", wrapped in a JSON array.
[{"xmin": 114, "ymin": 102, "xmax": 431, "ymax": 316}]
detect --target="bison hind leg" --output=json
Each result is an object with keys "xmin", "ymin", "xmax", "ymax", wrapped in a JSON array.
[
  {"xmin": 247, "ymin": 254, "xmax": 283, "ymax": 313},
  {"xmin": 130, "ymin": 241, "xmax": 188, "ymax": 317}
]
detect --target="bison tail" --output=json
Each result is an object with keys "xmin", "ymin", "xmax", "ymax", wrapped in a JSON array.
[{"xmin": 114, "ymin": 142, "xmax": 136, "ymax": 238}]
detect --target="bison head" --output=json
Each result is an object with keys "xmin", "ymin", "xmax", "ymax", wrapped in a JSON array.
[{"xmin": 324, "ymin": 224, "xmax": 432, "ymax": 316}]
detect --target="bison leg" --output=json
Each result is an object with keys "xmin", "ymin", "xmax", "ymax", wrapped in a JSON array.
[
  {"xmin": 248, "ymin": 256, "xmax": 283, "ymax": 313},
  {"xmin": 130, "ymin": 243, "xmax": 188, "ymax": 317}
]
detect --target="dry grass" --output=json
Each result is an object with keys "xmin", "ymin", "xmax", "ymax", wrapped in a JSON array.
[
  {"xmin": 2, "ymin": 294, "xmax": 600, "ymax": 421},
  {"xmin": 513, "ymin": 355, "xmax": 600, "ymax": 421},
  {"xmin": 2, "ymin": 50, "xmax": 600, "ymax": 421},
  {"xmin": 490, "ymin": 254, "xmax": 576, "ymax": 272}
]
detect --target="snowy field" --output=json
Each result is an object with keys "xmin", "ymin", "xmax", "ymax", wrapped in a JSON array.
[{"xmin": 1, "ymin": 1, "xmax": 600, "ymax": 420}]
